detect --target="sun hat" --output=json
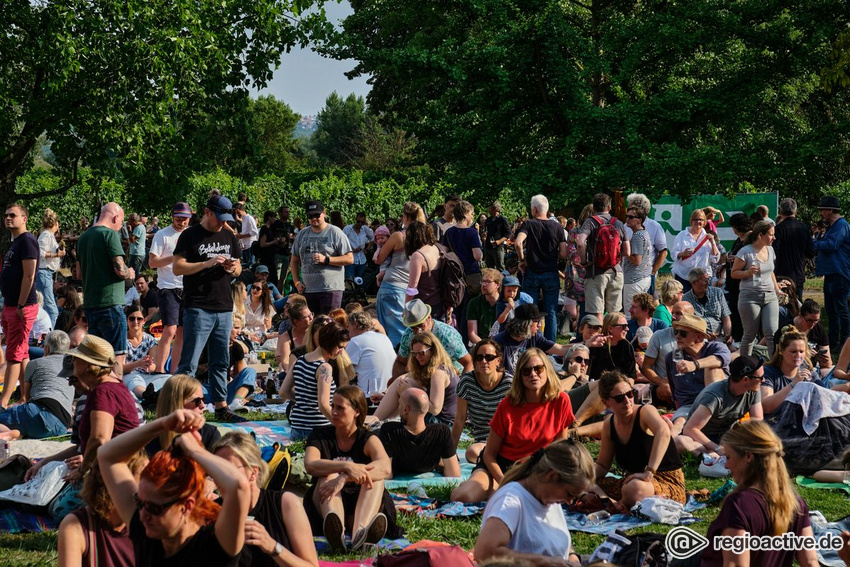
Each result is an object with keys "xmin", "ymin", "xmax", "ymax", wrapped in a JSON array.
[
  {"xmin": 62, "ymin": 335, "xmax": 116, "ymax": 370},
  {"xmin": 402, "ymin": 299, "xmax": 432, "ymax": 327},
  {"xmin": 672, "ymin": 313, "xmax": 707, "ymax": 335},
  {"xmin": 817, "ymin": 196, "xmax": 841, "ymax": 211}
]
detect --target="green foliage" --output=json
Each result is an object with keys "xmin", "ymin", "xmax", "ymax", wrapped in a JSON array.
[
  {"xmin": 312, "ymin": 92, "xmax": 368, "ymax": 166},
  {"xmin": 334, "ymin": 0, "xmax": 850, "ymax": 208}
]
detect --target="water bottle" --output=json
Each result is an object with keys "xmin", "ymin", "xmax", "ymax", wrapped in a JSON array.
[
  {"xmin": 408, "ymin": 481, "xmax": 428, "ymax": 498},
  {"xmin": 586, "ymin": 510, "xmax": 611, "ymax": 524},
  {"xmin": 0, "ymin": 440, "xmax": 10, "ymax": 461}
]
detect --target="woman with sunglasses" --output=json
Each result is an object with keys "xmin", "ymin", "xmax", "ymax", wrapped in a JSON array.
[
  {"xmin": 122, "ymin": 302, "xmax": 160, "ymax": 399},
  {"xmin": 276, "ymin": 300, "xmax": 312, "ymax": 369},
  {"xmin": 452, "ymin": 348, "xmax": 575, "ymax": 503},
  {"xmin": 453, "ymin": 339, "xmax": 513, "ymax": 463},
  {"xmin": 588, "ymin": 312, "xmax": 637, "ymax": 381},
  {"xmin": 698, "ymin": 420, "xmax": 817, "ymax": 567},
  {"xmin": 281, "ymin": 321, "xmax": 350, "ymax": 441},
  {"xmin": 475, "ymin": 440, "xmax": 592, "ymax": 567},
  {"xmin": 146, "ymin": 374, "xmax": 221, "ymax": 456},
  {"xmin": 671, "ymin": 208, "xmax": 720, "ymax": 292},
  {"xmin": 590, "ymin": 371, "xmax": 685, "ymax": 511},
  {"xmin": 213, "ymin": 432, "xmax": 319, "ymax": 567},
  {"xmin": 304, "ymin": 386, "xmax": 401, "ymax": 554},
  {"xmin": 370, "ymin": 331, "xmax": 458, "ymax": 427},
  {"xmin": 98, "ymin": 409, "xmax": 251, "ymax": 566},
  {"xmin": 245, "ymin": 280, "xmax": 274, "ymax": 344}
]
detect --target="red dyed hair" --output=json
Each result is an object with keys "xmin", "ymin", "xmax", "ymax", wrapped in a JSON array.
[{"xmin": 141, "ymin": 449, "xmax": 220, "ymax": 526}]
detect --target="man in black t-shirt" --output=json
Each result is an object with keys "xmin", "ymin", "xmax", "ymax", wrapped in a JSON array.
[
  {"xmin": 514, "ymin": 194, "xmax": 568, "ymax": 342},
  {"xmin": 174, "ymin": 195, "xmax": 244, "ymax": 422},
  {"xmin": 484, "ymin": 200, "xmax": 511, "ymax": 271},
  {"xmin": 773, "ymin": 198, "xmax": 814, "ymax": 303},
  {"xmin": 378, "ymin": 388, "xmax": 460, "ymax": 477}
]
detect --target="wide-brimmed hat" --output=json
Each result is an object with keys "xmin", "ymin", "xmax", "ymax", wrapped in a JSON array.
[
  {"xmin": 672, "ymin": 313, "xmax": 707, "ymax": 335},
  {"xmin": 730, "ymin": 355, "xmax": 764, "ymax": 379},
  {"xmin": 502, "ymin": 276, "xmax": 521, "ymax": 287},
  {"xmin": 63, "ymin": 335, "xmax": 116, "ymax": 369},
  {"xmin": 514, "ymin": 303, "xmax": 542, "ymax": 321},
  {"xmin": 172, "ymin": 202, "xmax": 192, "ymax": 218},
  {"xmin": 402, "ymin": 299, "xmax": 431, "ymax": 327},
  {"xmin": 206, "ymin": 195, "xmax": 235, "ymax": 222},
  {"xmin": 817, "ymin": 196, "xmax": 841, "ymax": 211}
]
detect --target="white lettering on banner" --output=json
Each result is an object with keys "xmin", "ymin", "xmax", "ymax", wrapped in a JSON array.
[{"xmin": 198, "ymin": 242, "xmax": 232, "ymax": 257}]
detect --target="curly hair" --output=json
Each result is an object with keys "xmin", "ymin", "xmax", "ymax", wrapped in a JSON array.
[
  {"xmin": 404, "ymin": 221, "xmax": 436, "ymax": 258},
  {"xmin": 82, "ymin": 450, "xmax": 148, "ymax": 522}
]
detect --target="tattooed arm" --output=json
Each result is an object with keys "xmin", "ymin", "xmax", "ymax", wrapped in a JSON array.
[{"xmin": 112, "ymin": 256, "xmax": 134, "ymax": 280}]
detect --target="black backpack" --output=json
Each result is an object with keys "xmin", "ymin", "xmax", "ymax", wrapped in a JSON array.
[
  {"xmin": 436, "ymin": 243, "xmax": 466, "ymax": 309},
  {"xmin": 617, "ymin": 532, "xmax": 669, "ymax": 567}
]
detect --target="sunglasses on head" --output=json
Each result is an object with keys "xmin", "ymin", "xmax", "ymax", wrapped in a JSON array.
[
  {"xmin": 475, "ymin": 353, "xmax": 499, "ymax": 362},
  {"xmin": 186, "ymin": 397, "xmax": 204, "ymax": 408},
  {"xmin": 609, "ymin": 389, "xmax": 637, "ymax": 403},
  {"xmin": 521, "ymin": 364, "xmax": 546, "ymax": 377},
  {"xmin": 673, "ymin": 329, "xmax": 691, "ymax": 338},
  {"xmin": 133, "ymin": 492, "xmax": 182, "ymax": 516}
]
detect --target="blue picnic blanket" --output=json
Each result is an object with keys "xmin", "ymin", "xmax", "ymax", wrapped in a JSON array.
[
  {"xmin": 809, "ymin": 511, "xmax": 850, "ymax": 567},
  {"xmin": 564, "ymin": 496, "xmax": 705, "ymax": 534},
  {"xmin": 0, "ymin": 508, "xmax": 56, "ymax": 533},
  {"xmin": 213, "ymin": 420, "xmax": 293, "ymax": 447},
  {"xmin": 384, "ymin": 449, "xmax": 474, "ymax": 491}
]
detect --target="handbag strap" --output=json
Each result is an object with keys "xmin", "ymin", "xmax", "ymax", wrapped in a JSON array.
[{"xmin": 85, "ymin": 508, "xmax": 98, "ymax": 567}]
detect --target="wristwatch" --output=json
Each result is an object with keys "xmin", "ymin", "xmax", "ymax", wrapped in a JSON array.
[
  {"xmin": 268, "ymin": 541, "xmax": 284, "ymax": 556},
  {"xmin": 323, "ymin": 255, "xmax": 330, "ymax": 265}
]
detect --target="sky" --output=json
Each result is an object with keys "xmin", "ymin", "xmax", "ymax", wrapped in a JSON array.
[{"xmin": 253, "ymin": 2, "xmax": 372, "ymax": 116}]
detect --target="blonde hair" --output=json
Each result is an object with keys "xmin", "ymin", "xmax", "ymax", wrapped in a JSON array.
[
  {"xmin": 508, "ymin": 348, "xmax": 562, "ymax": 405},
  {"xmin": 211, "ymin": 431, "xmax": 269, "ymax": 486},
  {"xmin": 721, "ymin": 421, "xmax": 799, "ymax": 536},
  {"xmin": 403, "ymin": 202, "xmax": 426, "ymax": 224},
  {"xmin": 156, "ymin": 374, "xmax": 204, "ymax": 449},
  {"xmin": 768, "ymin": 326, "xmax": 811, "ymax": 368},
  {"xmin": 41, "ymin": 208, "xmax": 59, "ymax": 230},
  {"xmin": 232, "ymin": 312, "xmax": 245, "ymax": 329},
  {"xmin": 407, "ymin": 331, "xmax": 454, "ymax": 392},
  {"xmin": 231, "ymin": 282, "xmax": 246, "ymax": 318},
  {"xmin": 601, "ymin": 312, "xmax": 627, "ymax": 335},
  {"xmin": 500, "ymin": 439, "xmax": 595, "ymax": 489},
  {"xmin": 480, "ymin": 268, "xmax": 503, "ymax": 288},
  {"xmin": 659, "ymin": 278, "xmax": 684, "ymax": 305}
]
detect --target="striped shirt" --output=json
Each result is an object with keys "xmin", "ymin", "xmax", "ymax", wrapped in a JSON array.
[
  {"xmin": 456, "ymin": 371, "xmax": 513, "ymax": 443},
  {"xmin": 289, "ymin": 356, "xmax": 335, "ymax": 431}
]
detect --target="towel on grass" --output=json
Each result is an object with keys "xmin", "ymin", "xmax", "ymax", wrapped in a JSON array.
[
  {"xmin": 564, "ymin": 496, "xmax": 705, "ymax": 534},
  {"xmin": 785, "ymin": 381, "xmax": 850, "ymax": 435},
  {"xmin": 213, "ymin": 420, "xmax": 293, "ymax": 447},
  {"xmin": 809, "ymin": 511, "xmax": 850, "ymax": 567},
  {"xmin": 796, "ymin": 476, "xmax": 850, "ymax": 495},
  {"xmin": 384, "ymin": 450, "xmax": 473, "ymax": 491}
]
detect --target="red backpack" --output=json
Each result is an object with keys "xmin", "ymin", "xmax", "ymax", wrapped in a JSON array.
[{"xmin": 590, "ymin": 215, "xmax": 622, "ymax": 270}]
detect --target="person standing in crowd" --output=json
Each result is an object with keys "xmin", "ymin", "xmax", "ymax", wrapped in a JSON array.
[
  {"xmin": 626, "ymin": 193, "xmax": 668, "ymax": 295},
  {"xmin": 731, "ymin": 220, "xmax": 783, "ymax": 356},
  {"xmin": 683, "ymin": 266, "xmax": 732, "ymax": 343},
  {"xmin": 343, "ymin": 212, "xmax": 374, "ymax": 281},
  {"xmin": 576, "ymin": 193, "xmax": 629, "ymax": 323},
  {"xmin": 36, "ymin": 208, "xmax": 64, "ymax": 327},
  {"xmin": 813, "ymin": 196, "xmax": 850, "ymax": 353},
  {"xmin": 148, "ymin": 202, "xmax": 191, "ymax": 374},
  {"xmin": 444, "ymin": 200, "xmax": 484, "ymax": 344},
  {"xmin": 773, "ymin": 198, "xmax": 814, "ymax": 303},
  {"xmin": 431, "ymin": 194, "xmax": 460, "ymax": 243},
  {"xmin": 484, "ymin": 200, "xmax": 511, "ymax": 271},
  {"xmin": 126, "ymin": 213, "xmax": 146, "ymax": 276},
  {"xmin": 173, "ymin": 195, "xmax": 244, "ymax": 423},
  {"xmin": 703, "ymin": 206, "xmax": 725, "ymax": 233},
  {"xmin": 290, "ymin": 200, "xmax": 353, "ymax": 315},
  {"xmin": 77, "ymin": 202, "xmax": 134, "ymax": 373},
  {"xmin": 724, "ymin": 212, "xmax": 753, "ymax": 344},
  {"xmin": 273, "ymin": 205, "xmax": 296, "ymax": 286},
  {"xmin": 671, "ymin": 209, "xmax": 720, "ymax": 292},
  {"xmin": 257, "ymin": 211, "xmax": 280, "ymax": 276},
  {"xmin": 623, "ymin": 206, "xmax": 653, "ymax": 318},
  {"xmin": 515, "ymin": 194, "xmax": 568, "ymax": 341},
  {"xmin": 405, "ymin": 221, "xmax": 446, "ymax": 321},
  {"xmin": 233, "ymin": 203, "xmax": 258, "ymax": 266}
]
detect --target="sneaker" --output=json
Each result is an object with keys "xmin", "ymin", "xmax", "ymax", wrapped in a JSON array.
[
  {"xmin": 364, "ymin": 512, "xmax": 387, "ymax": 545},
  {"xmin": 323, "ymin": 511, "xmax": 346, "ymax": 554},
  {"xmin": 699, "ymin": 455, "xmax": 730, "ymax": 477},
  {"xmin": 228, "ymin": 397, "xmax": 246, "ymax": 412},
  {"xmin": 214, "ymin": 407, "xmax": 247, "ymax": 423}
]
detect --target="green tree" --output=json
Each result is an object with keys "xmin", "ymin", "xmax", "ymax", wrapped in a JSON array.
[
  {"xmin": 250, "ymin": 95, "xmax": 302, "ymax": 175},
  {"xmin": 0, "ymin": 0, "xmax": 331, "ymax": 210},
  {"xmin": 312, "ymin": 92, "xmax": 368, "ymax": 166},
  {"xmin": 334, "ymin": 0, "xmax": 850, "ymax": 207}
]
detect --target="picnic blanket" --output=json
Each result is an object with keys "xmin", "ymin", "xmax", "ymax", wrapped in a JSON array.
[
  {"xmin": 796, "ymin": 476, "xmax": 850, "ymax": 495},
  {"xmin": 564, "ymin": 496, "xmax": 705, "ymax": 534},
  {"xmin": 809, "ymin": 511, "xmax": 850, "ymax": 567},
  {"xmin": 391, "ymin": 492, "xmax": 485, "ymax": 518},
  {"xmin": 212, "ymin": 420, "xmax": 293, "ymax": 447},
  {"xmin": 384, "ymin": 450, "xmax": 473, "ymax": 491},
  {"xmin": 314, "ymin": 536, "xmax": 410, "ymax": 554},
  {"xmin": 0, "ymin": 508, "xmax": 56, "ymax": 533}
]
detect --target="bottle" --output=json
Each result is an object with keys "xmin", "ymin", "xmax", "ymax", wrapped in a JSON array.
[
  {"xmin": 0, "ymin": 440, "xmax": 9, "ymax": 461},
  {"xmin": 408, "ymin": 481, "xmax": 428, "ymax": 499},
  {"xmin": 586, "ymin": 510, "xmax": 611, "ymax": 524}
]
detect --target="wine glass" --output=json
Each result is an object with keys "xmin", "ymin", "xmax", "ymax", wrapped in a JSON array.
[
  {"xmin": 673, "ymin": 349, "xmax": 684, "ymax": 376},
  {"xmin": 843, "ymin": 464, "xmax": 850, "ymax": 488},
  {"xmin": 641, "ymin": 388, "xmax": 652, "ymax": 406}
]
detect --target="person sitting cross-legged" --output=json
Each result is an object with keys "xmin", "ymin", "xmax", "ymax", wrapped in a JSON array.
[{"xmin": 379, "ymin": 387, "xmax": 461, "ymax": 478}]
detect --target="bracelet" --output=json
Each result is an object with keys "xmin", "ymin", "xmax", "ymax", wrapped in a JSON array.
[
  {"xmin": 693, "ymin": 359, "xmax": 701, "ymax": 371},
  {"xmin": 406, "ymin": 287, "xmax": 419, "ymax": 296},
  {"xmin": 644, "ymin": 466, "xmax": 657, "ymax": 476}
]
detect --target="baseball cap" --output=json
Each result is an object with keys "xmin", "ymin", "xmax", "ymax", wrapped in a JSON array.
[
  {"xmin": 306, "ymin": 200, "xmax": 324, "ymax": 215},
  {"xmin": 730, "ymin": 355, "xmax": 764, "ymax": 379},
  {"xmin": 502, "ymin": 276, "xmax": 521, "ymax": 287},
  {"xmin": 206, "ymin": 195, "xmax": 235, "ymax": 222},
  {"xmin": 172, "ymin": 202, "xmax": 192, "ymax": 218}
]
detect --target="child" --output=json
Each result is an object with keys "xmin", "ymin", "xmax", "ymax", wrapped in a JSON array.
[{"xmin": 372, "ymin": 225, "xmax": 392, "ymax": 286}]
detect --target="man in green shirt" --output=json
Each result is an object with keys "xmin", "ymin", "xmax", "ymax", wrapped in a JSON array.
[{"xmin": 76, "ymin": 202, "xmax": 134, "ymax": 367}]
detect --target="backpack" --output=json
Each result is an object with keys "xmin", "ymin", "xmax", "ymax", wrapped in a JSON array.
[
  {"xmin": 261, "ymin": 442, "xmax": 291, "ymax": 491},
  {"xmin": 590, "ymin": 215, "xmax": 622, "ymax": 270},
  {"xmin": 435, "ymin": 243, "xmax": 466, "ymax": 309},
  {"xmin": 616, "ymin": 532, "xmax": 669, "ymax": 567}
]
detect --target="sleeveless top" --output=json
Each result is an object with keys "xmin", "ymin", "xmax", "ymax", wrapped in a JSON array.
[
  {"xmin": 430, "ymin": 366, "xmax": 458, "ymax": 424},
  {"xmin": 239, "ymin": 489, "xmax": 292, "ymax": 567},
  {"xmin": 72, "ymin": 508, "xmax": 134, "ymax": 567},
  {"xmin": 383, "ymin": 248, "xmax": 410, "ymax": 287},
  {"xmin": 416, "ymin": 248, "xmax": 444, "ymax": 320},
  {"xmin": 609, "ymin": 405, "xmax": 682, "ymax": 473},
  {"xmin": 289, "ymin": 356, "xmax": 335, "ymax": 430}
]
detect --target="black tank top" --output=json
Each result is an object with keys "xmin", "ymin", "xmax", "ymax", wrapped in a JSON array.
[
  {"xmin": 239, "ymin": 489, "xmax": 292, "ymax": 567},
  {"xmin": 610, "ymin": 405, "xmax": 682, "ymax": 473}
]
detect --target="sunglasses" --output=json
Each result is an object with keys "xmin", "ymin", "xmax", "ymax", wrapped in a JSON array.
[
  {"xmin": 3, "ymin": 213, "xmax": 18, "ymax": 219},
  {"xmin": 307, "ymin": 213, "xmax": 321, "ymax": 220},
  {"xmin": 251, "ymin": 286, "xmax": 262, "ymax": 291},
  {"xmin": 610, "ymin": 323, "xmax": 628, "ymax": 329},
  {"xmin": 609, "ymin": 389, "xmax": 637, "ymax": 403},
  {"xmin": 625, "ymin": 214, "xmax": 639, "ymax": 219},
  {"xmin": 521, "ymin": 364, "xmax": 546, "ymax": 377},
  {"xmin": 128, "ymin": 316, "xmax": 145, "ymax": 322},
  {"xmin": 571, "ymin": 356, "xmax": 588, "ymax": 364},
  {"xmin": 475, "ymin": 353, "xmax": 499, "ymax": 362},
  {"xmin": 673, "ymin": 329, "xmax": 691, "ymax": 338},
  {"xmin": 134, "ymin": 492, "xmax": 182, "ymax": 516},
  {"xmin": 412, "ymin": 347, "xmax": 432, "ymax": 357},
  {"xmin": 186, "ymin": 397, "xmax": 204, "ymax": 408}
]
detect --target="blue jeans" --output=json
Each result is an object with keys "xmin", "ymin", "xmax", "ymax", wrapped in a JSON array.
[
  {"xmin": 824, "ymin": 274, "xmax": 850, "ymax": 352},
  {"xmin": 345, "ymin": 263, "xmax": 367, "ymax": 281},
  {"xmin": 376, "ymin": 283, "xmax": 406, "ymax": 348},
  {"xmin": 36, "ymin": 270, "xmax": 59, "ymax": 327},
  {"xmin": 85, "ymin": 305, "xmax": 128, "ymax": 356},
  {"xmin": 177, "ymin": 308, "xmax": 232, "ymax": 405},
  {"xmin": 522, "ymin": 270, "xmax": 560, "ymax": 342},
  {"xmin": 203, "ymin": 367, "xmax": 258, "ymax": 405},
  {"xmin": 0, "ymin": 402, "xmax": 68, "ymax": 438}
]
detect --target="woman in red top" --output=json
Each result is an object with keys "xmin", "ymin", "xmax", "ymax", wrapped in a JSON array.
[{"xmin": 451, "ymin": 348, "xmax": 574, "ymax": 503}]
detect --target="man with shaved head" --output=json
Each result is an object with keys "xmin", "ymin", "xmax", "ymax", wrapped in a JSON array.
[
  {"xmin": 378, "ymin": 387, "xmax": 461, "ymax": 478},
  {"xmin": 76, "ymin": 202, "xmax": 134, "ymax": 368}
]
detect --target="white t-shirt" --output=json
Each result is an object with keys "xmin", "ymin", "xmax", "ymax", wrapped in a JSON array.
[
  {"xmin": 345, "ymin": 330, "xmax": 395, "ymax": 397},
  {"xmin": 240, "ymin": 213, "xmax": 259, "ymax": 251},
  {"xmin": 149, "ymin": 225, "xmax": 184, "ymax": 290},
  {"xmin": 480, "ymin": 482, "xmax": 572, "ymax": 560}
]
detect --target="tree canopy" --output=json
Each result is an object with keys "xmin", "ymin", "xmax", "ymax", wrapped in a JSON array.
[{"xmin": 334, "ymin": 0, "xmax": 850, "ymax": 208}]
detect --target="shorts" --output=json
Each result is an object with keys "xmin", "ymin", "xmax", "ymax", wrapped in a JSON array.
[
  {"xmin": 597, "ymin": 468, "xmax": 686, "ymax": 504},
  {"xmin": 1, "ymin": 305, "xmax": 38, "ymax": 362},
  {"xmin": 473, "ymin": 452, "xmax": 516, "ymax": 475},
  {"xmin": 672, "ymin": 404, "xmax": 693, "ymax": 423},
  {"xmin": 584, "ymin": 271, "xmax": 624, "ymax": 315},
  {"xmin": 85, "ymin": 305, "xmax": 128, "ymax": 356},
  {"xmin": 157, "ymin": 288, "xmax": 184, "ymax": 327}
]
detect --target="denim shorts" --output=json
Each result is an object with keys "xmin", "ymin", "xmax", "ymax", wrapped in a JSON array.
[{"xmin": 0, "ymin": 402, "xmax": 68, "ymax": 438}]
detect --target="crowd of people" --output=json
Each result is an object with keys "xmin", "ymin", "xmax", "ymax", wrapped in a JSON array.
[{"xmin": 0, "ymin": 189, "xmax": 850, "ymax": 566}]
